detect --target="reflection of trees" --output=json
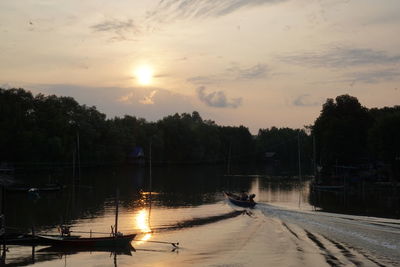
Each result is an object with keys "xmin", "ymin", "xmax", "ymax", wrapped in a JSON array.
[
  {"xmin": 5, "ymin": 165, "xmax": 250, "ymax": 230},
  {"xmin": 4, "ymin": 164, "xmax": 305, "ymax": 234},
  {"xmin": 309, "ymin": 183, "xmax": 400, "ymax": 219},
  {"xmin": 144, "ymin": 166, "xmax": 252, "ymax": 207},
  {"xmin": 4, "ymin": 167, "xmax": 146, "ymax": 231}
]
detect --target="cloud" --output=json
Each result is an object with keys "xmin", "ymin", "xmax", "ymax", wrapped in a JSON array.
[
  {"xmin": 188, "ymin": 63, "xmax": 269, "ymax": 85},
  {"xmin": 140, "ymin": 90, "xmax": 157, "ymax": 104},
  {"xmin": 117, "ymin": 92, "xmax": 135, "ymax": 104},
  {"xmin": 227, "ymin": 63, "xmax": 269, "ymax": 79},
  {"xmin": 196, "ymin": 86, "xmax": 242, "ymax": 108},
  {"xmin": 344, "ymin": 69, "xmax": 400, "ymax": 84},
  {"xmin": 188, "ymin": 75, "xmax": 222, "ymax": 85},
  {"xmin": 146, "ymin": 0, "xmax": 287, "ymax": 22},
  {"xmin": 90, "ymin": 19, "xmax": 139, "ymax": 40},
  {"xmin": 293, "ymin": 94, "xmax": 320, "ymax": 107},
  {"xmin": 280, "ymin": 47, "xmax": 400, "ymax": 68}
]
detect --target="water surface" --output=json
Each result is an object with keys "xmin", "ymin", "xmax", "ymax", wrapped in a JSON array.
[{"xmin": 2, "ymin": 165, "xmax": 399, "ymax": 266}]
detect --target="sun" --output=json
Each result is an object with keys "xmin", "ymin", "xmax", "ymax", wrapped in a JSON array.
[{"xmin": 135, "ymin": 65, "xmax": 154, "ymax": 86}]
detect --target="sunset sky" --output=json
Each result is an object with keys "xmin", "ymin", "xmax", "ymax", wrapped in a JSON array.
[{"xmin": 1, "ymin": 0, "xmax": 399, "ymax": 133}]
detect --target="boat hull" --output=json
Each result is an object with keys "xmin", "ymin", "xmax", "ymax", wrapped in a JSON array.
[
  {"xmin": 37, "ymin": 234, "xmax": 136, "ymax": 247},
  {"xmin": 224, "ymin": 192, "xmax": 256, "ymax": 208}
]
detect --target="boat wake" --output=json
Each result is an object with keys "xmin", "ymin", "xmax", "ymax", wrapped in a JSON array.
[
  {"xmin": 255, "ymin": 202, "xmax": 400, "ymax": 266},
  {"xmin": 152, "ymin": 210, "xmax": 247, "ymax": 232}
]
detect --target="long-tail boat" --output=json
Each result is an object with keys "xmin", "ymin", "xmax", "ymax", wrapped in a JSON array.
[
  {"xmin": 37, "ymin": 233, "xmax": 136, "ymax": 247},
  {"xmin": 37, "ymin": 188, "xmax": 136, "ymax": 248},
  {"xmin": 224, "ymin": 191, "xmax": 257, "ymax": 208}
]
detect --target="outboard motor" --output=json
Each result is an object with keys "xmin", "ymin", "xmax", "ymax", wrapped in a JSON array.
[
  {"xmin": 28, "ymin": 188, "xmax": 40, "ymax": 200},
  {"xmin": 249, "ymin": 194, "xmax": 256, "ymax": 202}
]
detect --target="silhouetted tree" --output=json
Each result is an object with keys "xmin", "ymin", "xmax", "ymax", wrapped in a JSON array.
[{"xmin": 313, "ymin": 95, "xmax": 372, "ymax": 166}]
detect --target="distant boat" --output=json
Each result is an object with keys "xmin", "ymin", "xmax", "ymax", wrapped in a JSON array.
[
  {"xmin": 0, "ymin": 233, "xmax": 80, "ymax": 246},
  {"xmin": 37, "ymin": 234, "xmax": 136, "ymax": 248},
  {"xmin": 224, "ymin": 192, "xmax": 257, "ymax": 208},
  {"xmin": 5, "ymin": 183, "xmax": 65, "ymax": 193}
]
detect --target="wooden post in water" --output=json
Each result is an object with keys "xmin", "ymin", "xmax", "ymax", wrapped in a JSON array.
[
  {"xmin": 149, "ymin": 140, "xmax": 152, "ymax": 192},
  {"xmin": 114, "ymin": 188, "xmax": 119, "ymax": 236},
  {"xmin": 148, "ymin": 140, "xmax": 153, "ymax": 226},
  {"xmin": 31, "ymin": 245, "xmax": 35, "ymax": 264}
]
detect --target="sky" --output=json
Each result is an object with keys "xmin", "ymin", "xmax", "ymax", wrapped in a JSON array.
[{"xmin": 1, "ymin": 0, "xmax": 399, "ymax": 133}]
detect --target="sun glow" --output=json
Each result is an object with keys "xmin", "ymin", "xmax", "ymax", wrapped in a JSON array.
[{"xmin": 134, "ymin": 65, "xmax": 154, "ymax": 86}]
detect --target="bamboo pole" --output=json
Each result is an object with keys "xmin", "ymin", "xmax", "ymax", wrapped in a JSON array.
[{"xmin": 115, "ymin": 188, "xmax": 119, "ymax": 236}]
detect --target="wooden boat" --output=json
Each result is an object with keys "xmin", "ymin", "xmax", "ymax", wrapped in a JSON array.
[
  {"xmin": 0, "ymin": 233, "xmax": 81, "ymax": 246},
  {"xmin": 37, "ymin": 233, "xmax": 136, "ymax": 247},
  {"xmin": 224, "ymin": 191, "xmax": 257, "ymax": 208},
  {"xmin": 0, "ymin": 233, "xmax": 38, "ymax": 246},
  {"xmin": 6, "ymin": 183, "xmax": 65, "ymax": 193}
]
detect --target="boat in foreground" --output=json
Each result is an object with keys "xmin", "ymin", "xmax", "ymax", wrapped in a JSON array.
[
  {"xmin": 224, "ymin": 191, "xmax": 257, "ymax": 208},
  {"xmin": 37, "ymin": 233, "xmax": 137, "ymax": 247}
]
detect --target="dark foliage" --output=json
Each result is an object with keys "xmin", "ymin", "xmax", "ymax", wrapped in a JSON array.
[
  {"xmin": 1, "ymin": 88, "xmax": 398, "ymax": 178},
  {"xmin": 313, "ymin": 94, "xmax": 400, "ymax": 180},
  {"xmin": 0, "ymin": 88, "xmax": 257, "ymax": 167}
]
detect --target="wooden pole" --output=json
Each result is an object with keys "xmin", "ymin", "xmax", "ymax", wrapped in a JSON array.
[
  {"xmin": 31, "ymin": 245, "xmax": 35, "ymax": 264},
  {"xmin": 149, "ymin": 140, "xmax": 152, "ymax": 192},
  {"xmin": 114, "ymin": 188, "xmax": 119, "ymax": 236},
  {"xmin": 148, "ymin": 140, "xmax": 153, "ymax": 228}
]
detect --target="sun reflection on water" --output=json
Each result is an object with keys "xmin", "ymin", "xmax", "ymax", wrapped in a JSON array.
[{"xmin": 135, "ymin": 208, "xmax": 152, "ymax": 243}]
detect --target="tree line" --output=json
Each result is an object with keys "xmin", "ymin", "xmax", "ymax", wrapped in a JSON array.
[
  {"xmin": 0, "ymin": 88, "xmax": 399, "ymax": 179},
  {"xmin": 313, "ymin": 94, "xmax": 400, "ymax": 180}
]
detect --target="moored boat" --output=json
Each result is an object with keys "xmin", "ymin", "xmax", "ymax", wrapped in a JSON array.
[
  {"xmin": 224, "ymin": 191, "xmax": 257, "ymax": 208},
  {"xmin": 6, "ymin": 183, "xmax": 65, "ymax": 193},
  {"xmin": 37, "ymin": 233, "xmax": 137, "ymax": 247}
]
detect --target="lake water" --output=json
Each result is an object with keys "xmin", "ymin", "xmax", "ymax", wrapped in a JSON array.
[{"xmin": 2, "ymin": 164, "xmax": 400, "ymax": 266}]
